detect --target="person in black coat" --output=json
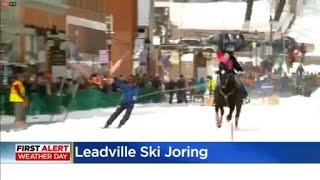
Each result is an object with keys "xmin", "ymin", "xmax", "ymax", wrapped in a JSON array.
[
  {"xmin": 216, "ymin": 51, "xmax": 248, "ymax": 99},
  {"xmin": 176, "ymin": 75, "xmax": 188, "ymax": 103},
  {"xmin": 217, "ymin": 50, "xmax": 244, "ymax": 74},
  {"xmin": 166, "ymin": 79, "xmax": 176, "ymax": 104}
]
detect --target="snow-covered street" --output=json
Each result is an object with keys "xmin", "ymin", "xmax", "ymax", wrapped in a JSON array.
[
  {"xmin": 2, "ymin": 90, "xmax": 320, "ymax": 142},
  {"xmin": 1, "ymin": 91, "xmax": 320, "ymax": 180}
]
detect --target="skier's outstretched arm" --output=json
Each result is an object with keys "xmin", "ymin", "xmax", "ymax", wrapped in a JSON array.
[
  {"xmin": 106, "ymin": 79, "xmax": 129, "ymax": 91},
  {"xmin": 114, "ymin": 81, "xmax": 129, "ymax": 91}
]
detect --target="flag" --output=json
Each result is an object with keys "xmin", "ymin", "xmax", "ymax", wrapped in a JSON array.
[
  {"xmin": 161, "ymin": 55, "xmax": 171, "ymax": 69},
  {"xmin": 71, "ymin": 51, "xmax": 81, "ymax": 62},
  {"xmin": 139, "ymin": 50, "xmax": 147, "ymax": 66}
]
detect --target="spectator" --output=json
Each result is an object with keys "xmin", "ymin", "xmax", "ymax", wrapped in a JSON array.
[
  {"xmin": 196, "ymin": 77, "xmax": 206, "ymax": 102},
  {"xmin": 152, "ymin": 75, "xmax": 161, "ymax": 89},
  {"xmin": 9, "ymin": 73, "xmax": 28, "ymax": 127},
  {"xmin": 176, "ymin": 75, "xmax": 188, "ymax": 103},
  {"xmin": 299, "ymin": 43, "xmax": 306, "ymax": 64},
  {"xmin": 166, "ymin": 79, "xmax": 176, "ymax": 104},
  {"xmin": 207, "ymin": 75, "xmax": 216, "ymax": 98}
]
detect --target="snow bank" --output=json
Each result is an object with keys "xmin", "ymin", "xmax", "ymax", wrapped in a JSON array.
[
  {"xmin": 304, "ymin": 64, "xmax": 320, "ymax": 73},
  {"xmin": 287, "ymin": 15, "xmax": 320, "ymax": 56},
  {"xmin": 289, "ymin": 62, "xmax": 320, "ymax": 74},
  {"xmin": 311, "ymin": 88, "xmax": 320, "ymax": 99}
]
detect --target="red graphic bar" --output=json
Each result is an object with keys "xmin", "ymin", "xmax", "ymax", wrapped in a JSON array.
[
  {"xmin": 16, "ymin": 153, "xmax": 70, "ymax": 161},
  {"xmin": 1, "ymin": 2, "xmax": 9, "ymax": 6}
]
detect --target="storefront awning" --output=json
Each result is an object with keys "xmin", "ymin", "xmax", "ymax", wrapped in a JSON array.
[
  {"xmin": 0, "ymin": 43, "xmax": 12, "ymax": 53},
  {"xmin": 66, "ymin": 15, "xmax": 106, "ymax": 31}
]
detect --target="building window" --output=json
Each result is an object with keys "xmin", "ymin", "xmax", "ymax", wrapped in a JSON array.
[
  {"xmin": 173, "ymin": 0, "xmax": 189, "ymax": 2},
  {"xmin": 25, "ymin": 35, "xmax": 32, "ymax": 53},
  {"xmin": 32, "ymin": 35, "xmax": 38, "ymax": 55}
]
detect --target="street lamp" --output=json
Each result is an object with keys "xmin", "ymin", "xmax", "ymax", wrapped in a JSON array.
[
  {"xmin": 178, "ymin": 44, "xmax": 184, "ymax": 76},
  {"xmin": 254, "ymin": 30, "xmax": 258, "ymax": 66},
  {"xmin": 269, "ymin": 15, "xmax": 273, "ymax": 58},
  {"xmin": 144, "ymin": 38, "xmax": 151, "ymax": 75},
  {"xmin": 268, "ymin": 15, "xmax": 274, "ymax": 73},
  {"xmin": 106, "ymin": 31, "xmax": 112, "ymax": 76}
]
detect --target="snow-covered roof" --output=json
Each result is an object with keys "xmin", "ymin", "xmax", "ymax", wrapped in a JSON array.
[
  {"xmin": 155, "ymin": 0, "xmax": 289, "ymax": 32},
  {"xmin": 285, "ymin": 0, "xmax": 320, "ymax": 55},
  {"xmin": 287, "ymin": 15, "xmax": 320, "ymax": 56},
  {"xmin": 66, "ymin": 15, "xmax": 106, "ymax": 31}
]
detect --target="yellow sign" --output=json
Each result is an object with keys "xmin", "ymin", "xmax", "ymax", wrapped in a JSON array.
[
  {"xmin": 170, "ymin": 51, "xmax": 180, "ymax": 65},
  {"xmin": 202, "ymin": 52, "xmax": 212, "ymax": 60}
]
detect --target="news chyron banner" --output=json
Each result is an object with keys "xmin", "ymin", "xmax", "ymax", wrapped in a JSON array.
[
  {"xmin": 1, "ymin": 142, "xmax": 72, "ymax": 163},
  {"xmin": 1, "ymin": 142, "xmax": 320, "ymax": 164}
]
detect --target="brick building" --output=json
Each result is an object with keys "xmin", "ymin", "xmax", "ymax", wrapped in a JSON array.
[
  {"xmin": 1, "ymin": 0, "xmax": 139, "ymax": 77},
  {"xmin": 106, "ymin": 0, "xmax": 138, "ymax": 76},
  {"xmin": 66, "ymin": 0, "xmax": 138, "ymax": 76},
  {"xmin": 67, "ymin": 0, "xmax": 108, "ymax": 55},
  {"xmin": 1, "ymin": 0, "xmax": 67, "ymax": 64}
]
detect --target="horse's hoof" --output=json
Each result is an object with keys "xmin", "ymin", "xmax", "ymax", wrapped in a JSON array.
[
  {"xmin": 235, "ymin": 118, "xmax": 239, "ymax": 127},
  {"xmin": 216, "ymin": 120, "xmax": 222, "ymax": 128}
]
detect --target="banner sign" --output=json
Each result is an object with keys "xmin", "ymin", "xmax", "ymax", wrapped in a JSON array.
[
  {"xmin": 1, "ymin": 142, "xmax": 320, "ymax": 164},
  {"xmin": 48, "ymin": 50, "xmax": 66, "ymax": 66},
  {"xmin": 99, "ymin": 50, "xmax": 109, "ymax": 64}
]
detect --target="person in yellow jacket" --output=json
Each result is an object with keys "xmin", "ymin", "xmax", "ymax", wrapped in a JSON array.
[
  {"xmin": 207, "ymin": 75, "xmax": 216, "ymax": 98},
  {"xmin": 9, "ymin": 74, "xmax": 28, "ymax": 126}
]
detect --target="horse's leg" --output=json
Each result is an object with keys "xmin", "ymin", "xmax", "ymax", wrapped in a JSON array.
[
  {"xmin": 227, "ymin": 104, "xmax": 235, "ymax": 122},
  {"xmin": 215, "ymin": 105, "xmax": 224, "ymax": 128},
  {"xmin": 218, "ymin": 106, "xmax": 224, "ymax": 127},
  {"xmin": 215, "ymin": 105, "xmax": 220, "ymax": 126},
  {"xmin": 235, "ymin": 101, "xmax": 243, "ymax": 128}
]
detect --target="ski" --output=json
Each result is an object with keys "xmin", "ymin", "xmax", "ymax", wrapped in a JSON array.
[
  {"xmin": 5, "ymin": 124, "xmax": 30, "ymax": 132},
  {"xmin": 101, "ymin": 126, "xmax": 122, "ymax": 129}
]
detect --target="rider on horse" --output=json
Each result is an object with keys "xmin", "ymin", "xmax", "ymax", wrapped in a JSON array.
[{"xmin": 215, "ymin": 50, "xmax": 248, "ymax": 100}]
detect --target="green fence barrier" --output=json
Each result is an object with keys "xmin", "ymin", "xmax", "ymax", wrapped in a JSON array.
[
  {"xmin": 1, "ymin": 86, "xmax": 163, "ymax": 116},
  {"xmin": 0, "ymin": 91, "xmax": 13, "ymax": 115},
  {"xmin": 68, "ymin": 88, "xmax": 122, "ymax": 111}
]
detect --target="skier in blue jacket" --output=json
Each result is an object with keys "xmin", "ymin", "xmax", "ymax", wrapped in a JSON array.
[{"xmin": 103, "ymin": 75, "xmax": 139, "ymax": 128}]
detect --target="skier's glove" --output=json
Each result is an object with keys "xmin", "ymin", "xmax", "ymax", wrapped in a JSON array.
[{"xmin": 133, "ymin": 96, "xmax": 137, "ymax": 101}]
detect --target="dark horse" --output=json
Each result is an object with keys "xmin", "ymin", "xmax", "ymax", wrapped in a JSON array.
[{"xmin": 214, "ymin": 70, "xmax": 244, "ymax": 128}]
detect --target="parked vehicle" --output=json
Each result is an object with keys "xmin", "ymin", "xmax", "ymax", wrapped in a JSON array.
[
  {"xmin": 205, "ymin": 33, "xmax": 246, "ymax": 52},
  {"xmin": 272, "ymin": 36, "xmax": 298, "ymax": 54},
  {"xmin": 178, "ymin": 38, "xmax": 218, "ymax": 53}
]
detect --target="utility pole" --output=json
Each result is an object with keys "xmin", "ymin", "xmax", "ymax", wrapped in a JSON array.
[
  {"xmin": 269, "ymin": 15, "xmax": 274, "ymax": 72},
  {"xmin": 106, "ymin": 31, "xmax": 112, "ymax": 76},
  {"xmin": 254, "ymin": 30, "xmax": 258, "ymax": 66},
  {"xmin": 105, "ymin": 14, "xmax": 113, "ymax": 77}
]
